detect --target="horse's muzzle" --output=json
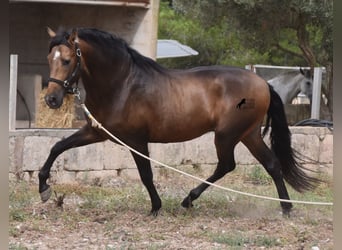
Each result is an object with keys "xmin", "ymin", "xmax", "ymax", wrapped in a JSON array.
[{"xmin": 45, "ymin": 94, "xmax": 63, "ymax": 109}]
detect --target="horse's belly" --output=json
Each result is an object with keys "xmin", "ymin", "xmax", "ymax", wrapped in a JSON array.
[
  {"xmin": 149, "ymin": 130, "xmax": 212, "ymax": 143},
  {"xmin": 148, "ymin": 118, "xmax": 214, "ymax": 143}
]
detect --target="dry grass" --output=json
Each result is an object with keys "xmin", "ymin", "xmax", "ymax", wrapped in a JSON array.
[
  {"xmin": 35, "ymin": 88, "xmax": 75, "ymax": 128},
  {"xmin": 9, "ymin": 166, "xmax": 333, "ymax": 249}
]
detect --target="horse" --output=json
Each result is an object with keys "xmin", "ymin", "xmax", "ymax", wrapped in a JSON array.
[
  {"xmin": 267, "ymin": 69, "xmax": 313, "ymax": 104},
  {"xmin": 39, "ymin": 27, "xmax": 319, "ymax": 216}
]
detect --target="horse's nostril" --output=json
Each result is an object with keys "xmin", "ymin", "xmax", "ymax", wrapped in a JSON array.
[
  {"xmin": 45, "ymin": 94, "xmax": 60, "ymax": 109},
  {"xmin": 45, "ymin": 95, "xmax": 54, "ymax": 103}
]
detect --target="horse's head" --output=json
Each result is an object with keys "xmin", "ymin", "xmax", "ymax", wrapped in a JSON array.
[
  {"xmin": 299, "ymin": 68, "xmax": 313, "ymax": 102},
  {"xmin": 45, "ymin": 27, "xmax": 81, "ymax": 109}
]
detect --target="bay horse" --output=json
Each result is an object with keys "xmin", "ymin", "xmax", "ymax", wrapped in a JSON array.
[
  {"xmin": 268, "ymin": 69, "xmax": 313, "ymax": 104},
  {"xmin": 39, "ymin": 27, "xmax": 318, "ymax": 216}
]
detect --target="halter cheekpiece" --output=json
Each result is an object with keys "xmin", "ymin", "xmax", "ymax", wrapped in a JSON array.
[{"xmin": 48, "ymin": 42, "xmax": 82, "ymax": 95}]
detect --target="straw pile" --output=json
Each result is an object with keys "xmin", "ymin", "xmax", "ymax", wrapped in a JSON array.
[{"xmin": 35, "ymin": 88, "xmax": 75, "ymax": 128}]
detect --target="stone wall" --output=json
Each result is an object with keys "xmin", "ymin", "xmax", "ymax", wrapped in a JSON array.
[{"xmin": 9, "ymin": 127, "xmax": 333, "ymax": 185}]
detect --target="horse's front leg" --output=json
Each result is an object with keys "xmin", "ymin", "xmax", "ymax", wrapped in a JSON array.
[
  {"xmin": 129, "ymin": 142, "xmax": 161, "ymax": 216},
  {"xmin": 39, "ymin": 125, "xmax": 105, "ymax": 202}
]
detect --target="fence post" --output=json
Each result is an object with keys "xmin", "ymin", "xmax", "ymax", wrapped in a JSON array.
[
  {"xmin": 311, "ymin": 67, "xmax": 322, "ymax": 120},
  {"xmin": 9, "ymin": 54, "xmax": 18, "ymax": 131}
]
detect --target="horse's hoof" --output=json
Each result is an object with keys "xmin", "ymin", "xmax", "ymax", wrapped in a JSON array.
[
  {"xmin": 181, "ymin": 196, "xmax": 193, "ymax": 208},
  {"xmin": 40, "ymin": 186, "xmax": 52, "ymax": 203},
  {"xmin": 150, "ymin": 209, "xmax": 159, "ymax": 217},
  {"xmin": 282, "ymin": 209, "xmax": 291, "ymax": 218},
  {"xmin": 281, "ymin": 203, "xmax": 292, "ymax": 218}
]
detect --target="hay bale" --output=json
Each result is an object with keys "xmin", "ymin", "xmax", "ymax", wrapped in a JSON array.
[{"xmin": 35, "ymin": 88, "xmax": 75, "ymax": 128}]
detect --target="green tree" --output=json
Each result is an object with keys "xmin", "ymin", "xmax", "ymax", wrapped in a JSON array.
[
  {"xmin": 159, "ymin": 0, "xmax": 333, "ymax": 118},
  {"xmin": 158, "ymin": 1, "xmax": 269, "ymax": 68}
]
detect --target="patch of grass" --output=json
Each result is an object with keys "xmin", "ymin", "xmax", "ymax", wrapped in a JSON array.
[
  {"xmin": 9, "ymin": 182, "xmax": 36, "ymax": 204},
  {"xmin": 9, "ymin": 227, "xmax": 20, "ymax": 238},
  {"xmin": 254, "ymin": 235, "xmax": 280, "ymax": 247},
  {"xmin": 211, "ymin": 232, "xmax": 249, "ymax": 248},
  {"xmin": 209, "ymin": 231, "xmax": 281, "ymax": 248},
  {"xmin": 162, "ymin": 195, "xmax": 184, "ymax": 215},
  {"xmin": 67, "ymin": 183, "xmax": 151, "ymax": 215},
  {"xmin": 147, "ymin": 243, "xmax": 170, "ymax": 250},
  {"xmin": 247, "ymin": 165, "xmax": 273, "ymax": 185},
  {"xmin": 285, "ymin": 180, "xmax": 333, "ymax": 215},
  {"xmin": 9, "ymin": 243, "xmax": 31, "ymax": 250},
  {"xmin": 9, "ymin": 170, "xmax": 333, "ymax": 249},
  {"xmin": 9, "ymin": 182, "xmax": 37, "ymax": 223},
  {"xmin": 79, "ymin": 186, "xmax": 112, "ymax": 210},
  {"xmin": 10, "ymin": 209, "xmax": 27, "ymax": 222}
]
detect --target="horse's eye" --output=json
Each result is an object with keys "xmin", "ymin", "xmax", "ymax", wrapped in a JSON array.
[
  {"xmin": 62, "ymin": 59, "xmax": 70, "ymax": 66},
  {"xmin": 306, "ymin": 81, "xmax": 311, "ymax": 86}
]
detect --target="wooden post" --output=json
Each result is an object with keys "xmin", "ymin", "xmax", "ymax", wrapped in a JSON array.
[
  {"xmin": 311, "ymin": 67, "xmax": 323, "ymax": 120},
  {"xmin": 9, "ymin": 54, "xmax": 18, "ymax": 131}
]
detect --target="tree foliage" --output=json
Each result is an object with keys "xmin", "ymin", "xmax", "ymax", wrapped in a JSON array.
[
  {"xmin": 169, "ymin": 0, "xmax": 332, "ymax": 68},
  {"xmin": 158, "ymin": 0, "xmax": 333, "ymax": 117},
  {"xmin": 157, "ymin": 1, "xmax": 270, "ymax": 68}
]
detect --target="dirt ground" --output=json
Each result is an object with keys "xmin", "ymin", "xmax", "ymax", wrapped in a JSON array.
[{"xmin": 9, "ymin": 166, "xmax": 333, "ymax": 249}]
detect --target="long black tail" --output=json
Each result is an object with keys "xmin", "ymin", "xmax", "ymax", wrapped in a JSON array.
[{"xmin": 263, "ymin": 85, "xmax": 320, "ymax": 192}]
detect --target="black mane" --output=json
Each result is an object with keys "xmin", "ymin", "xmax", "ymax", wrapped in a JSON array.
[
  {"xmin": 127, "ymin": 46, "xmax": 167, "ymax": 74},
  {"xmin": 49, "ymin": 27, "xmax": 167, "ymax": 74}
]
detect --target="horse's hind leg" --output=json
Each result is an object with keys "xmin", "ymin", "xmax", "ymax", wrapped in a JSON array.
[
  {"xmin": 38, "ymin": 126, "xmax": 105, "ymax": 202},
  {"xmin": 129, "ymin": 142, "xmax": 161, "ymax": 216},
  {"xmin": 181, "ymin": 133, "xmax": 237, "ymax": 208},
  {"xmin": 242, "ymin": 129, "xmax": 292, "ymax": 215}
]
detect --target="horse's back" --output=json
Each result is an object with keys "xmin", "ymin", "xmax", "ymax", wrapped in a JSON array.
[
  {"xmin": 137, "ymin": 66, "xmax": 270, "ymax": 142},
  {"xmin": 180, "ymin": 66, "xmax": 270, "ymax": 115}
]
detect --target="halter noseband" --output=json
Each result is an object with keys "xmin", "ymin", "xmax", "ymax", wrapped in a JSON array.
[{"xmin": 48, "ymin": 42, "xmax": 82, "ymax": 95}]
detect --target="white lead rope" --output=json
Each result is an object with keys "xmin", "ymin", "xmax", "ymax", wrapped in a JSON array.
[{"xmin": 81, "ymin": 103, "xmax": 333, "ymax": 206}]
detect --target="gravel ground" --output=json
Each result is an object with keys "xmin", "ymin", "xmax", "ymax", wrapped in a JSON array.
[{"xmin": 9, "ymin": 167, "xmax": 333, "ymax": 249}]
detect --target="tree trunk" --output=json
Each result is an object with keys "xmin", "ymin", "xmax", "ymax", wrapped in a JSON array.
[
  {"xmin": 325, "ymin": 63, "xmax": 333, "ymax": 120},
  {"xmin": 296, "ymin": 14, "xmax": 316, "ymax": 69},
  {"xmin": 296, "ymin": 14, "xmax": 332, "ymax": 120}
]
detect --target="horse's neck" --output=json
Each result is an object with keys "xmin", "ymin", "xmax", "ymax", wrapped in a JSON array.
[
  {"xmin": 80, "ymin": 50, "xmax": 130, "ymax": 97},
  {"xmin": 270, "ymin": 74, "xmax": 301, "ymax": 103},
  {"xmin": 285, "ymin": 74, "xmax": 302, "ymax": 101}
]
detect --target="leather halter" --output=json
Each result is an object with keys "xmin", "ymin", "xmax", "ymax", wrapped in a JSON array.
[{"xmin": 48, "ymin": 42, "xmax": 82, "ymax": 94}]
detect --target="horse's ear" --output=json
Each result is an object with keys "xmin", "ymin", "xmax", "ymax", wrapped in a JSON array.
[
  {"xmin": 68, "ymin": 28, "xmax": 79, "ymax": 45},
  {"xmin": 300, "ymin": 68, "xmax": 313, "ymax": 79},
  {"xmin": 47, "ymin": 26, "xmax": 56, "ymax": 38}
]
